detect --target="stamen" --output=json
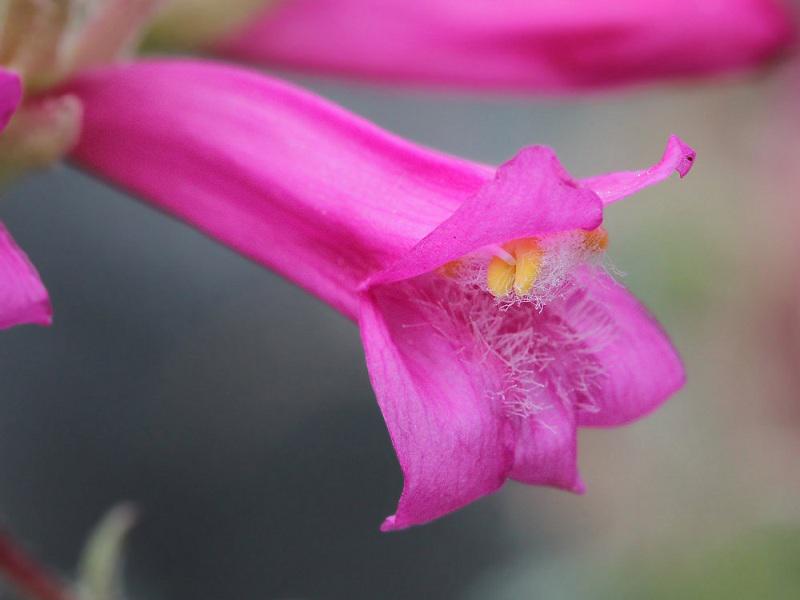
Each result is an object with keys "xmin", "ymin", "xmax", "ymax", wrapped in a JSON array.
[
  {"xmin": 583, "ymin": 227, "xmax": 608, "ymax": 251},
  {"xmin": 487, "ymin": 237, "xmax": 543, "ymax": 298},
  {"xmin": 511, "ymin": 239, "xmax": 543, "ymax": 296},
  {"xmin": 487, "ymin": 256, "xmax": 515, "ymax": 297},
  {"xmin": 489, "ymin": 244, "xmax": 515, "ymax": 266},
  {"xmin": 444, "ymin": 229, "xmax": 610, "ymax": 304}
]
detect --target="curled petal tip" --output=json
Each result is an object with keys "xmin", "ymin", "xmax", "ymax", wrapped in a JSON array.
[
  {"xmin": 667, "ymin": 135, "xmax": 697, "ymax": 178},
  {"xmin": 37, "ymin": 304, "xmax": 54, "ymax": 327},
  {"xmin": 581, "ymin": 134, "xmax": 697, "ymax": 205}
]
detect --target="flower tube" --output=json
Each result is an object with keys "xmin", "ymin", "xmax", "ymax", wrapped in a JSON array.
[
  {"xmin": 65, "ymin": 60, "xmax": 694, "ymax": 529},
  {"xmin": 216, "ymin": 0, "xmax": 795, "ymax": 92}
]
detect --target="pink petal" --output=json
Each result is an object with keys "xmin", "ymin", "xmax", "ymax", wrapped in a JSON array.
[
  {"xmin": 64, "ymin": 59, "xmax": 492, "ymax": 319},
  {"xmin": 568, "ymin": 269, "xmax": 685, "ymax": 427},
  {"xmin": 217, "ymin": 0, "xmax": 794, "ymax": 91},
  {"xmin": 0, "ymin": 221, "xmax": 52, "ymax": 330},
  {"xmin": 0, "ymin": 68, "xmax": 21, "ymax": 132},
  {"xmin": 580, "ymin": 135, "xmax": 696, "ymax": 205},
  {"xmin": 367, "ymin": 146, "xmax": 603, "ymax": 287},
  {"xmin": 359, "ymin": 287, "xmax": 514, "ymax": 531},
  {"xmin": 509, "ymin": 372, "xmax": 584, "ymax": 493},
  {"xmin": 509, "ymin": 403, "xmax": 582, "ymax": 493}
]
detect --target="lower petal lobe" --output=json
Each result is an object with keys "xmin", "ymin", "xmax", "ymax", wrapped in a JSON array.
[
  {"xmin": 359, "ymin": 284, "xmax": 514, "ymax": 531},
  {"xmin": 569, "ymin": 268, "xmax": 685, "ymax": 427},
  {"xmin": 0, "ymin": 221, "xmax": 52, "ymax": 330}
]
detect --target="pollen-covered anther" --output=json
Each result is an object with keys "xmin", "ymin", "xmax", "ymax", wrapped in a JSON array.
[
  {"xmin": 487, "ymin": 255, "xmax": 515, "ymax": 297},
  {"xmin": 582, "ymin": 226, "xmax": 609, "ymax": 252},
  {"xmin": 487, "ymin": 238, "xmax": 543, "ymax": 298},
  {"xmin": 510, "ymin": 238, "xmax": 543, "ymax": 295}
]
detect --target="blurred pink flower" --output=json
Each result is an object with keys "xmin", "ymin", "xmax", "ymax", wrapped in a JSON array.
[
  {"xmin": 0, "ymin": 72, "xmax": 21, "ymax": 131},
  {"xmin": 216, "ymin": 0, "xmax": 795, "ymax": 92},
  {"xmin": 0, "ymin": 69, "xmax": 52, "ymax": 330},
  {"xmin": 0, "ymin": 0, "xmax": 167, "ymax": 331},
  {"xmin": 65, "ymin": 60, "xmax": 694, "ymax": 529}
]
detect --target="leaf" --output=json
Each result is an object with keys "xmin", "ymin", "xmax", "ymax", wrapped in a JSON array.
[{"xmin": 76, "ymin": 504, "xmax": 137, "ymax": 600}]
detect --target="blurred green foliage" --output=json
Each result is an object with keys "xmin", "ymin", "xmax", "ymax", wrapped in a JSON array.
[
  {"xmin": 595, "ymin": 527, "xmax": 800, "ymax": 600},
  {"xmin": 76, "ymin": 505, "xmax": 136, "ymax": 600}
]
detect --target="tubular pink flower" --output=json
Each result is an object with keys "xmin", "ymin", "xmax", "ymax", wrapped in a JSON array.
[
  {"xmin": 0, "ymin": 68, "xmax": 52, "ymax": 330},
  {"xmin": 64, "ymin": 60, "xmax": 694, "ymax": 530},
  {"xmin": 216, "ymin": 0, "xmax": 795, "ymax": 92}
]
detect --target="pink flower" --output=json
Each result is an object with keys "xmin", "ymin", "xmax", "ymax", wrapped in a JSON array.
[
  {"xmin": 0, "ymin": 0, "xmax": 165, "ymax": 331},
  {"xmin": 0, "ymin": 69, "xmax": 52, "ymax": 330},
  {"xmin": 64, "ymin": 60, "xmax": 695, "ymax": 529},
  {"xmin": 216, "ymin": 0, "xmax": 795, "ymax": 91}
]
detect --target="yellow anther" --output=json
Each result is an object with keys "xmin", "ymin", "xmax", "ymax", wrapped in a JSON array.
[
  {"xmin": 583, "ymin": 227, "xmax": 609, "ymax": 251},
  {"xmin": 483, "ymin": 230, "xmax": 608, "ymax": 299},
  {"xmin": 511, "ymin": 239, "xmax": 543, "ymax": 295},
  {"xmin": 487, "ymin": 256, "xmax": 515, "ymax": 297},
  {"xmin": 486, "ymin": 238, "xmax": 543, "ymax": 298}
]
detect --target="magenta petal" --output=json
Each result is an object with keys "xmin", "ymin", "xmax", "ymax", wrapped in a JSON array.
[
  {"xmin": 580, "ymin": 135, "xmax": 696, "ymax": 205},
  {"xmin": 64, "ymin": 59, "xmax": 492, "ymax": 319},
  {"xmin": 510, "ymin": 404, "xmax": 582, "ymax": 493},
  {"xmin": 569, "ymin": 269, "xmax": 684, "ymax": 427},
  {"xmin": 218, "ymin": 0, "xmax": 794, "ymax": 92},
  {"xmin": 0, "ymin": 222, "xmax": 52, "ymax": 329},
  {"xmin": 359, "ymin": 289, "xmax": 514, "ymax": 531},
  {"xmin": 0, "ymin": 68, "xmax": 21, "ymax": 132},
  {"xmin": 368, "ymin": 147, "xmax": 603, "ymax": 287}
]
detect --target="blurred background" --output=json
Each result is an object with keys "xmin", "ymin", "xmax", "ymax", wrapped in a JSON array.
[{"xmin": 2, "ymin": 25, "xmax": 800, "ymax": 600}]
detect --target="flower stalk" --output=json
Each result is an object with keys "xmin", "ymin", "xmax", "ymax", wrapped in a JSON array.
[{"xmin": 0, "ymin": 530, "xmax": 75, "ymax": 600}]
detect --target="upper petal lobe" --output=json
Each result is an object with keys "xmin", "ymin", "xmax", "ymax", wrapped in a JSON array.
[{"xmin": 368, "ymin": 146, "xmax": 603, "ymax": 287}]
